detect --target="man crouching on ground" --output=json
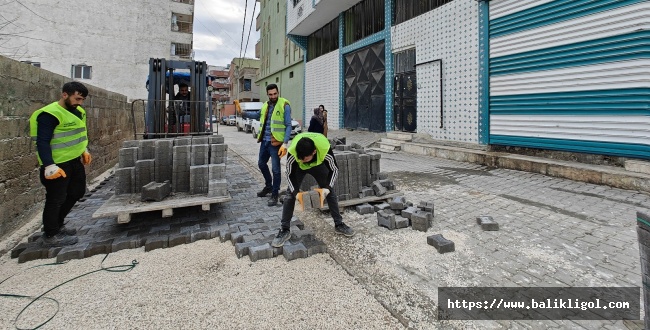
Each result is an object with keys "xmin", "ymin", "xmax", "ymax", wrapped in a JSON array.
[{"xmin": 272, "ymin": 132, "xmax": 354, "ymax": 247}]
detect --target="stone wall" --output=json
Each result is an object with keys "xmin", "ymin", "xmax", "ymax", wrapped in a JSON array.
[{"xmin": 0, "ymin": 56, "xmax": 145, "ymax": 239}]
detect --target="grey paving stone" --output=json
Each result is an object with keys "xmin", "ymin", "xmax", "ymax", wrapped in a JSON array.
[
  {"xmin": 427, "ymin": 234, "xmax": 455, "ymax": 253},
  {"xmin": 401, "ymin": 206, "xmax": 418, "ymax": 220},
  {"xmin": 18, "ymin": 246, "xmax": 47, "ymax": 263},
  {"xmin": 56, "ymin": 243, "xmax": 89, "ymax": 262},
  {"xmin": 112, "ymin": 236, "xmax": 145, "ymax": 253},
  {"xmin": 168, "ymin": 232, "xmax": 191, "ymax": 247},
  {"xmin": 234, "ymin": 241, "xmax": 257, "ymax": 258},
  {"xmin": 356, "ymin": 203, "xmax": 374, "ymax": 215},
  {"xmin": 395, "ymin": 216, "xmax": 409, "ymax": 229},
  {"xmin": 283, "ymin": 242, "xmax": 308, "ymax": 261},
  {"xmin": 377, "ymin": 210, "xmax": 396, "ymax": 230},
  {"xmin": 249, "ymin": 243, "xmax": 275, "ymax": 262},
  {"xmin": 144, "ymin": 236, "xmax": 169, "ymax": 252}
]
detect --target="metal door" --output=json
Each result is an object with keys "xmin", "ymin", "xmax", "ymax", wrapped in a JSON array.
[
  {"xmin": 344, "ymin": 42, "xmax": 386, "ymax": 131},
  {"xmin": 393, "ymin": 72, "xmax": 417, "ymax": 132}
]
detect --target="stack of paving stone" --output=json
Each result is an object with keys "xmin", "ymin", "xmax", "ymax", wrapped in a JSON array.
[
  {"xmin": 300, "ymin": 144, "xmax": 393, "ymax": 202},
  {"xmin": 636, "ymin": 211, "xmax": 650, "ymax": 330},
  {"xmin": 366, "ymin": 197, "xmax": 434, "ymax": 232},
  {"xmin": 219, "ymin": 216, "xmax": 327, "ymax": 262},
  {"xmin": 115, "ymin": 135, "xmax": 228, "ymax": 198}
]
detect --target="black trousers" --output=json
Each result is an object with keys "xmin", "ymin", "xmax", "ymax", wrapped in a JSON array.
[
  {"xmin": 39, "ymin": 157, "xmax": 86, "ymax": 237},
  {"xmin": 281, "ymin": 152, "xmax": 343, "ymax": 230}
]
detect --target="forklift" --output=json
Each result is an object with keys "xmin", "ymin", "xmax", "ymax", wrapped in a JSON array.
[{"xmin": 145, "ymin": 58, "xmax": 213, "ymax": 138}]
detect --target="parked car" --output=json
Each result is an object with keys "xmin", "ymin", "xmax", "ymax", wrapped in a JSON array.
[
  {"xmin": 210, "ymin": 115, "xmax": 217, "ymax": 123},
  {"xmin": 250, "ymin": 118, "xmax": 302, "ymax": 139},
  {"xmin": 221, "ymin": 116, "xmax": 228, "ymax": 125},
  {"xmin": 227, "ymin": 115, "xmax": 236, "ymax": 126}
]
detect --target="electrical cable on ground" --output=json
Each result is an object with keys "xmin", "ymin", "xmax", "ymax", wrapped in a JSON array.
[{"xmin": 0, "ymin": 254, "xmax": 138, "ymax": 330}]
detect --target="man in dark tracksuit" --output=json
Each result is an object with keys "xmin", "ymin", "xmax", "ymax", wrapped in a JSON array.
[
  {"xmin": 271, "ymin": 132, "xmax": 354, "ymax": 247},
  {"xmin": 29, "ymin": 82, "xmax": 91, "ymax": 247}
]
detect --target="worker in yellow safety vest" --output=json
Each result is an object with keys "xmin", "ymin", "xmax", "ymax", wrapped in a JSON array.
[
  {"xmin": 29, "ymin": 82, "xmax": 92, "ymax": 247},
  {"xmin": 271, "ymin": 132, "xmax": 355, "ymax": 247},
  {"xmin": 255, "ymin": 83, "xmax": 293, "ymax": 206}
]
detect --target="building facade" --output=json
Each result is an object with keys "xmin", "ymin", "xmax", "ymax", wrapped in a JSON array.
[
  {"xmin": 209, "ymin": 65, "xmax": 231, "ymax": 103},
  {"xmin": 486, "ymin": 0, "xmax": 649, "ymax": 159},
  {"xmin": 0, "ymin": 0, "xmax": 194, "ymax": 100},
  {"xmin": 229, "ymin": 58, "xmax": 261, "ymax": 102},
  {"xmin": 288, "ymin": 0, "xmax": 649, "ymax": 160},
  {"xmin": 256, "ymin": 0, "xmax": 305, "ymax": 124}
]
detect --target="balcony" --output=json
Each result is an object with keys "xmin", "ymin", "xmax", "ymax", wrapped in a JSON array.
[
  {"xmin": 287, "ymin": 0, "xmax": 360, "ymax": 36},
  {"xmin": 256, "ymin": 13, "xmax": 261, "ymax": 31},
  {"xmin": 172, "ymin": 13, "xmax": 193, "ymax": 33},
  {"xmin": 255, "ymin": 40, "xmax": 261, "ymax": 58}
]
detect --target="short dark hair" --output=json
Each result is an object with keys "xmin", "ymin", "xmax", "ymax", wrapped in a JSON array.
[
  {"xmin": 62, "ymin": 81, "xmax": 88, "ymax": 97},
  {"xmin": 266, "ymin": 83, "xmax": 278, "ymax": 92},
  {"xmin": 295, "ymin": 137, "xmax": 316, "ymax": 160},
  {"xmin": 179, "ymin": 83, "xmax": 188, "ymax": 89}
]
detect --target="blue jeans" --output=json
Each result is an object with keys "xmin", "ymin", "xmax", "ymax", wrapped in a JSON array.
[{"xmin": 258, "ymin": 140, "xmax": 281, "ymax": 195}]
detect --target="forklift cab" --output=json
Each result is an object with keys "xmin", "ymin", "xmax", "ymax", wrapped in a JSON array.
[{"xmin": 145, "ymin": 58, "xmax": 214, "ymax": 138}]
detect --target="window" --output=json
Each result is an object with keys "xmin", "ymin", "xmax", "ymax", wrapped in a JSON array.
[
  {"xmin": 307, "ymin": 16, "xmax": 339, "ymax": 61},
  {"xmin": 22, "ymin": 61, "xmax": 41, "ymax": 67},
  {"xmin": 344, "ymin": 0, "xmax": 384, "ymax": 46},
  {"xmin": 171, "ymin": 13, "xmax": 193, "ymax": 33},
  {"xmin": 243, "ymin": 79, "xmax": 251, "ymax": 91},
  {"xmin": 289, "ymin": 71, "xmax": 294, "ymax": 78},
  {"xmin": 72, "ymin": 65, "xmax": 92, "ymax": 79},
  {"xmin": 171, "ymin": 42, "xmax": 192, "ymax": 58},
  {"xmin": 293, "ymin": 0, "xmax": 301, "ymax": 7},
  {"xmin": 277, "ymin": 2, "xmax": 279, "ymax": 13},
  {"xmin": 275, "ymin": 77, "xmax": 279, "ymax": 83},
  {"xmin": 394, "ymin": 0, "xmax": 453, "ymax": 25}
]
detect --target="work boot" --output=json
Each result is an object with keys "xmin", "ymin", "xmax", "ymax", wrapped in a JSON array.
[
  {"xmin": 271, "ymin": 229, "xmax": 291, "ymax": 247},
  {"xmin": 58, "ymin": 225, "xmax": 77, "ymax": 236},
  {"xmin": 334, "ymin": 223, "xmax": 355, "ymax": 237},
  {"xmin": 257, "ymin": 186, "xmax": 272, "ymax": 197},
  {"xmin": 267, "ymin": 194, "xmax": 279, "ymax": 206},
  {"xmin": 41, "ymin": 233, "xmax": 78, "ymax": 248}
]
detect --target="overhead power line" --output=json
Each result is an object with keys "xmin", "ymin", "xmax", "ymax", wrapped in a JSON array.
[{"xmin": 242, "ymin": 0, "xmax": 257, "ymax": 64}]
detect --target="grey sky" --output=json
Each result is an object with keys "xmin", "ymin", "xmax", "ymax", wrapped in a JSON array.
[{"xmin": 193, "ymin": 0, "xmax": 261, "ymax": 67}]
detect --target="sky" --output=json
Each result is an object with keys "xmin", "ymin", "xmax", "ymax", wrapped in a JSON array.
[{"xmin": 192, "ymin": 0, "xmax": 261, "ymax": 68}]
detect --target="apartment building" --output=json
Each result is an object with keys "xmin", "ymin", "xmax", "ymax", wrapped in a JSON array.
[
  {"xmin": 256, "ymin": 0, "xmax": 305, "ymax": 124},
  {"xmin": 229, "ymin": 58, "xmax": 261, "ymax": 102},
  {"xmin": 288, "ymin": 0, "xmax": 649, "ymax": 160},
  {"xmin": 1, "ymin": 0, "xmax": 195, "ymax": 100}
]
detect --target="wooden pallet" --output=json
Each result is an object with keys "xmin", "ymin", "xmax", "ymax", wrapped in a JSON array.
[
  {"xmin": 319, "ymin": 190, "xmax": 403, "ymax": 211},
  {"xmin": 92, "ymin": 192, "xmax": 231, "ymax": 224}
]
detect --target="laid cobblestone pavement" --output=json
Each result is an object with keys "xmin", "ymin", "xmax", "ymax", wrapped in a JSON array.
[
  {"xmin": 11, "ymin": 144, "xmax": 326, "ymax": 264},
  {"xmin": 225, "ymin": 126, "xmax": 650, "ymax": 329}
]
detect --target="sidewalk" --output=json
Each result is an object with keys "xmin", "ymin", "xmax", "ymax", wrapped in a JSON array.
[{"xmin": 329, "ymin": 129, "xmax": 650, "ymax": 194}]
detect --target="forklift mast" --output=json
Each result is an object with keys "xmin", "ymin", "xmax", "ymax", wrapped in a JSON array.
[{"xmin": 146, "ymin": 58, "xmax": 211, "ymax": 138}]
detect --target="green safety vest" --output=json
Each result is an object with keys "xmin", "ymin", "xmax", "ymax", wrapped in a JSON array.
[
  {"xmin": 288, "ymin": 132, "xmax": 331, "ymax": 170},
  {"xmin": 258, "ymin": 97, "xmax": 290, "ymax": 142},
  {"xmin": 29, "ymin": 102, "xmax": 88, "ymax": 165}
]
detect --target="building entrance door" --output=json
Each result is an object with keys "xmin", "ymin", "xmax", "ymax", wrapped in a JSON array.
[{"xmin": 343, "ymin": 42, "xmax": 386, "ymax": 131}]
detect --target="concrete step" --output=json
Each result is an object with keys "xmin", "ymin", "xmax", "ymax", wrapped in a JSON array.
[
  {"xmin": 387, "ymin": 132, "xmax": 413, "ymax": 141},
  {"xmin": 379, "ymin": 144, "xmax": 400, "ymax": 151},
  {"xmin": 401, "ymin": 141, "xmax": 650, "ymax": 194},
  {"xmin": 625, "ymin": 160, "xmax": 650, "ymax": 175},
  {"xmin": 379, "ymin": 138, "xmax": 402, "ymax": 146}
]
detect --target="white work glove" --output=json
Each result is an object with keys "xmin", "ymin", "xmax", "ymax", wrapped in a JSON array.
[{"xmin": 44, "ymin": 164, "xmax": 67, "ymax": 180}]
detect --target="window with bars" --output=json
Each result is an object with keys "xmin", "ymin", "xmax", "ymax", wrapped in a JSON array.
[
  {"xmin": 72, "ymin": 65, "xmax": 92, "ymax": 79},
  {"xmin": 171, "ymin": 42, "xmax": 192, "ymax": 58},
  {"xmin": 343, "ymin": 0, "xmax": 384, "ymax": 46},
  {"xmin": 307, "ymin": 16, "xmax": 339, "ymax": 61},
  {"xmin": 393, "ymin": 0, "xmax": 453, "ymax": 25}
]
